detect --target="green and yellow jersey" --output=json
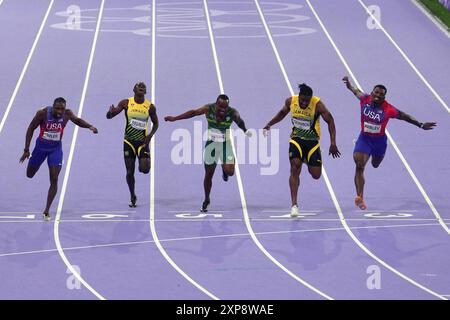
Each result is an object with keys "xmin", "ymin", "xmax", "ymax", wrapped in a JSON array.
[
  {"xmin": 290, "ymin": 95, "xmax": 321, "ymax": 141},
  {"xmin": 124, "ymin": 97, "xmax": 151, "ymax": 142},
  {"xmin": 205, "ymin": 103, "xmax": 235, "ymax": 142}
]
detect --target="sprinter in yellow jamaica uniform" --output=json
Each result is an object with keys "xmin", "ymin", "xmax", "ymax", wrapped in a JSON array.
[
  {"xmin": 106, "ymin": 82, "xmax": 159, "ymax": 207},
  {"xmin": 263, "ymin": 83, "xmax": 341, "ymax": 218}
]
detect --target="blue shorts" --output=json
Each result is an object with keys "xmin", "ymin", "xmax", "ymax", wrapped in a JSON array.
[
  {"xmin": 29, "ymin": 138, "xmax": 63, "ymax": 168},
  {"xmin": 354, "ymin": 133, "xmax": 387, "ymax": 158}
]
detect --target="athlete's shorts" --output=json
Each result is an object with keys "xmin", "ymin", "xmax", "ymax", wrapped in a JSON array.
[
  {"xmin": 29, "ymin": 138, "xmax": 63, "ymax": 168},
  {"xmin": 124, "ymin": 139, "xmax": 150, "ymax": 159},
  {"xmin": 354, "ymin": 133, "xmax": 387, "ymax": 158},
  {"xmin": 289, "ymin": 137, "xmax": 322, "ymax": 167},
  {"xmin": 204, "ymin": 140, "xmax": 235, "ymax": 166}
]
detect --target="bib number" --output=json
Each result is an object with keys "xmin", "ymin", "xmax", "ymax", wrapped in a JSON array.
[
  {"xmin": 208, "ymin": 129, "xmax": 225, "ymax": 142},
  {"xmin": 43, "ymin": 131, "xmax": 61, "ymax": 141},
  {"xmin": 130, "ymin": 118, "xmax": 147, "ymax": 130},
  {"xmin": 292, "ymin": 118, "xmax": 311, "ymax": 130},
  {"xmin": 363, "ymin": 122, "xmax": 381, "ymax": 133}
]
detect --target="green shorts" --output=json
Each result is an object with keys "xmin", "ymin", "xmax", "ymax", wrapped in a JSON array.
[{"xmin": 204, "ymin": 140, "xmax": 235, "ymax": 166}]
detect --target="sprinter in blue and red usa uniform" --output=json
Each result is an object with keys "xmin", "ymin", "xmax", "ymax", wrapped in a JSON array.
[
  {"xmin": 342, "ymin": 76, "xmax": 436, "ymax": 210},
  {"xmin": 19, "ymin": 97, "xmax": 98, "ymax": 221}
]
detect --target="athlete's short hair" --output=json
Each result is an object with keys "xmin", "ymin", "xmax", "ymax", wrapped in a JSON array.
[
  {"xmin": 134, "ymin": 82, "xmax": 146, "ymax": 88},
  {"xmin": 298, "ymin": 83, "xmax": 313, "ymax": 96},
  {"xmin": 53, "ymin": 97, "xmax": 66, "ymax": 106},
  {"xmin": 217, "ymin": 94, "xmax": 229, "ymax": 102},
  {"xmin": 373, "ymin": 84, "xmax": 387, "ymax": 94}
]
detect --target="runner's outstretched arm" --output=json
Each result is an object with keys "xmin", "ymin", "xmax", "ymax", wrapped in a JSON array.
[
  {"xmin": 342, "ymin": 76, "xmax": 364, "ymax": 99},
  {"xmin": 164, "ymin": 105, "xmax": 208, "ymax": 122},
  {"xmin": 263, "ymin": 97, "xmax": 290, "ymax": 132},
  {"xmin": 67, "ymin": 109, "xmax": 98, "ymax": 133},
  {"xmin": 106, "ymin": 99, "xmax": 127, "ymax": 119},
  {"xmin": 316, "ymin": 100, "xmax": 341, "ymax": 158},
  {"xmin": 232, "ymin": 110, "xmax": 249, "ymax": 133},
  {"xmin": 20, "ymin": 109, "xmax": 45, "ymax": 163},
  {"xmin": 396, "ymin": 110, "xmax": 436, "ymax": 130}
]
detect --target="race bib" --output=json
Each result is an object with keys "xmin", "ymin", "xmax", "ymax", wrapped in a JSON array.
[
  {"xmin": 363, "ymin": 122, "xmax": 381, "ymax": 133},
  {"xmin": 130, "ymin": 118, "xmax": 147, "ymax": 130},
  {"xmin": 43, "ymin": 131, "xmax": 61, "ymax": 141},
  {"xmin": 208, "ymin": 129, "xmax": 225, "ymax": 142},
  {"xmin": 292, "ymin": 118, "xmax": 311, "ymax": 130}
]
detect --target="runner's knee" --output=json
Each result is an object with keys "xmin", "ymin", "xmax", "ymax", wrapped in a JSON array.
[
  {"xmin": 140, "ymin": 168, "xmax": 150, "ymax": 174},
  {"xmin": 311, "ymin": 172, "xmax": 321, "ymax": 180}
]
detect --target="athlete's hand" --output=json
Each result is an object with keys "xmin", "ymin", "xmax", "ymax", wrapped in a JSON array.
[
  {"xmin": 421, "ymin": 122, "xmax": 436, "ymax": 130},
  {"xmin": 89, "ymin": 126, "xmax": 98, "ymax": 134},
  {"xmin": 19, "ymin": 150, "xmax": 30, "ymax": 163},
  {"xmin": 244, "ymin": 129, "xmax": 253, "ymax": 138},
  {"xmin": 143, "ymin": 135, "xmax": 151, "ymax": 146},
  {"xmin": 263, "ymin": 125, "xmax": 270, "ymax": 137},
  {"xmin": 342, "ymin": 76, "xmax": 351, "ymax": 88},
  {"xmin": 106, "ymin": 105, "xmax": 115, "ymax": 119},
  {"xmin": 164, "ymin": 116, "xmax": 175, "ymax": 122},
  {"xmin": 329, "ymin": 144, "xmax": 341, "ymax": 158}
]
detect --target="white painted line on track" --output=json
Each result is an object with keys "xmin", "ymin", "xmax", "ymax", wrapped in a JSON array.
[
  {"xmin": 0, "ymin": 0, "xmax": 54, "ymax": 134},
  {"xmin": 53, "ymin": 0, "xmax": 106, "ymax": 301},
  {"xmin": 148, "ymin": 0, "xmax": 219, "ymax": 300},
  {"xmin": 168, "ymin": 210, "xmax": 231, "ymax": 213},
  {"xmin": 358, "ymin": 0, "xmax": 450, "ymax": 114},
  {"xmin": 0, "ymin": 222, "xmax": 444, "ymax": 259},
  {"xmin": 306, "ymin": 0, "xmax": 447, "ymax": 300},
  {"xmin": 0, "ymin": 218, "xmax": 448, "ymax": 224},
  {"xmin": 204, "ymin": 0, "xmax": 332, "ymax": 300}
]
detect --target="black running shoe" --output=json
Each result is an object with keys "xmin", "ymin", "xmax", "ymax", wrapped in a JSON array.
[
  {"xmin": 129, "ymin": 195, "xmax": 137, "ymax": 208},
  {"xmin": 222, "ymin": 167, "xmax": 228, "ymax": 182},
  {"xmin": 200, "ymin": 199, "xmax": 210, "ymax": 212}
]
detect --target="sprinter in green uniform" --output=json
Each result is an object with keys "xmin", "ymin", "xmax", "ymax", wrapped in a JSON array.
[{"xmin": 165, "ymin": 94, "xmax": 252, "ymax": 212}]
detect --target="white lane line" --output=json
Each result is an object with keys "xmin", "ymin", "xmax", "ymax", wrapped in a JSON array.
[
  {"xmin": 410, "ymin": 0, "xmax": 450, "ymax": 38},
  {"xmin": 0, "ymin": 1, "xmax": 3, "ymax": 6},
  {"xmin": 0, "ymin": 218, "xmax": 448, "ymax": 223},
  {"xmin": 0, "ymin": 222, "xmax": 444, "ymax": 258},
  {"xmin": 148, "ymin": 0, "xmax": 218, "ymax": 300},
  {"xmin": 85, "ymin": 210, "xmax": 136, "ymax": 213},
  {"xmin": 204, "ymin": 0, "xmax": 332, "ymax": 300},
  {"xmin": 0, "ymin": 212, "xmax": 42, "ymax": 214},
  {"xmin": 358, "ymin": 0, "xmax": 450, "ymax": 114},
  {"xmin": 168, "ymin": 210, "xmax": 231, "ymax": 213},
  {"xmin": 262, "ymin": 210, "xmax": 323, "ymax": 213},
  {"xmin": 0, "ymin": 0, "xmax": 54, "ymax": 134},
  {"xmin": 306, "ymin": 0, "xmax": 446, "ymax": 300},
  {"xmin": 53, "ymin": 0, "xmax": 106, "ymax": 301}
]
